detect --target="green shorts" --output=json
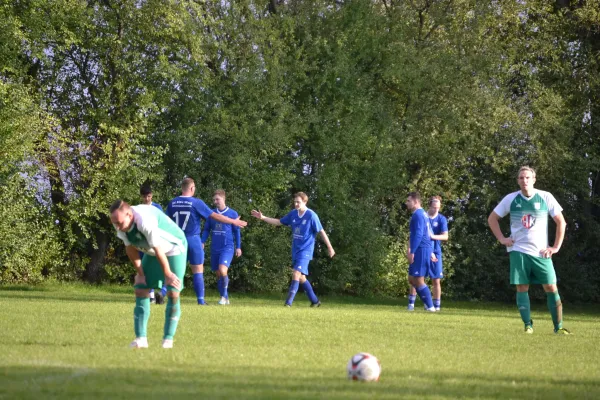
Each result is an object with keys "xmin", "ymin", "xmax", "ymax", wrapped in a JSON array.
[
  {"xmin": 509, "ymin": 251, "xmax": 557, "ymax": 285},
  {"xmin": 134, "ymin": 252, "xmax": 187, "ymax": 292}
]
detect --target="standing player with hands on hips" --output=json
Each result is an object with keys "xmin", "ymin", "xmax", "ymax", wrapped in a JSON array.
[
  {"xmin": 251, "ymin": 192, "xmax": 335, "ymax": 307},
  {"xmin": 488, "ymin": 166, "xmax": 571, "ymax": 335}
]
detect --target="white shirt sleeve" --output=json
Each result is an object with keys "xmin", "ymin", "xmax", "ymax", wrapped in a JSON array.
[
  {"xmin": 542, "ymin": 191, "xmax": 563, "ymax": 218},
  {"xmin": 493, "ymin": 192, "xmax": 517, "ymax": 218},
  {"xmin": 135, "ymin": 210, "xmax": 161, "ymax": 248}
]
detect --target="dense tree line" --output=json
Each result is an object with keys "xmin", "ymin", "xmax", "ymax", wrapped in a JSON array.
[{"xmin": 1, "ymin": 0, "xmax": 599, "ymax": 302}]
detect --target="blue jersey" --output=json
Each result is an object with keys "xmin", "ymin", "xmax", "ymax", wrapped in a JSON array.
[
  {"xmin": 409, "ymin": 208, "xmax": 433, "ymax": 253},
  {"xmin": 166, "ymin": 196, "xmax": 214, "ymax": 236},
  {"xmin": 201, "ymin": 207, "xmax": 241, "ymax": 252},
  {"xmin": 428, "ymin": 213, "xmax": 448, "ymax": 255},
  {"xmin": 151, "ymin": 202, "xmax": 163, "ymax": 212},
  {"xmin": 280, "ymin": 208, "xmax": 323, "ymax": 260}
]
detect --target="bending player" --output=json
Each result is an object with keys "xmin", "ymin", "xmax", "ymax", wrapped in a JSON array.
[
  {"xmin": 110, "ymin": 200, "xmax": 186, "ymax": 349},
  {"xmin": 139, "ymin": 184, "xmax": 167, "ymax": 304},
  {"xmin": 251, "ymin": 192, "xmax": 335, "ymax": 307},
  {"xmin": 167, "ymin": 178, "xmax": 247, "ymax": 305},
  {"xmin": 201, "ymin": 190, "xmax": 242, "ymax": 305}
]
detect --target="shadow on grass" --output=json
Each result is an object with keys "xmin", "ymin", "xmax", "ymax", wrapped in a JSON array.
[{"xmin": 0, "ymin": 364, "xmax": 598, "ymax": 400}]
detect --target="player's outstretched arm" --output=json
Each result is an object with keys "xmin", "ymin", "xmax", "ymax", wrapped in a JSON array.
[
  {"xmin": 318, "ymin": 230, "xmax": 335, "ymax": 258},
  {"xmin": 487, "ymin": 211, "xmax": 514, "ymax": 247},
  {"xmin": 126, "ymin": 245, "xmax": 146, "ymax": 286},
  {"xmin": 211, "ymin": 212, "xmax": 248, "ymax": 228},
  {"xmin": 251, "ymin": 209, "xmax": 282, "ymax": 226}
]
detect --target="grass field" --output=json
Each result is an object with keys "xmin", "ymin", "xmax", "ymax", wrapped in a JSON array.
[{"xmin": 0, "ymin": 284, "xmax": 599, "ymax": 400}]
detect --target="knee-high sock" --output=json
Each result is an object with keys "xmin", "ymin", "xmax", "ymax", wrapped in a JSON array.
[
  {"xmin": 164, "ymin": 297, "xmax": 181, "ymax": 340},
  {"xmin": 222, "ymin": 275, "xmax": 229, "ymax": 299},
  {"xmin": 301, "ymin": 280, "xmax": 318, "ymax": 304},
  {"xmin": 516, "ymin": 291, "xmax": 531, "ymax": 324},
  {"xmin": 134, "ymin": 297, "xmax": 150, "ymax": 338},
  {"xmin": 193, "ymin": 273, "xmax": 205, "ymax": 304},
  {"xmin": 217, "ymin": 277, "xmax": 223, "ymax": 298},
  {"xmin": 415, "ymin": 284, "xmax": 434, "ymax": 309},
  {"xmin": 286, "ymin": 280, "xmax": 300, "ymax": 306},
  {"xmin": 546, "ymin": 291, "xmax": 563, "ymax": 330}
]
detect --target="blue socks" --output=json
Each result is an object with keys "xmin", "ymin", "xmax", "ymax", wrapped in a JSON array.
[
  {"xmin": 222, "ymin": 276, "xmax": 229, "ymax": 299},
  {"xmin": 160, "ymin": 284, "xmax": 167, "ymax": 297},
  {"xmin": 408, "ymin": 294, "xmax": 416, "ymax": 308},
  {"xmin": 286, "ymin": 280, "xmax": 300, "ymax": 306},
  {"xmin": 415, "ymin": 284, "xmax": 434, "ymax": 309},
  {"xmin": 193, "ymin": 273, "xmax": 205, "ymax": 304},
  {"xmin": 301, "ymin": 280, "xmax": 318, "ymax": 304},
  {"xmin": 433, "ymin": 298, "xmax": 441, "ymax": 309}
]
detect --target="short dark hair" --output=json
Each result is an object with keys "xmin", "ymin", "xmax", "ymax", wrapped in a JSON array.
[
  {"xmin": 109, "ymin": 199, "xmax": 130, "ymax": 213},
  {"xmin": 408, "ymin": 191, "xmax": 421, "ymax": 202},
  {"xmin": 140, "ymin": 185, "xmax": 152, "ymax": 196}
]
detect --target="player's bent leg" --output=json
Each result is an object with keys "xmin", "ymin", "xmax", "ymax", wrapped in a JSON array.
[
  {"xmin": 407, "ymin": 279, "xmax": 417, "ymax": 311},
  {"xmin": 132, "ymin": 288, "xmax": 151, "ymax": 348},
  {"xmin": 542, "ymin": 283, "xmax": 570, "ymax": 334},
  {"xmin": 285, "ymin": 269, "xmax": 303, "ymax": 307},
  {"xmin": 218, "ymin": 264, "xmax": 230, "ymax": 305},
  {"xmin": 432, "ymin": 278, "xmax": 441, "ymax": 311}
]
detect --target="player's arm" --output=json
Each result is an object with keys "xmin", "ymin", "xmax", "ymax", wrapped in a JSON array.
[
  {"xmin": 210, "ymin": 212, "xmax": 248, "ymax": 227},
  {"xmin": 540, "ymin": 212, "xmax": 566, "ymax": 258},
  {"xmin": 125, "ymin": 245, "xmax": 146, "ymax": 286},
  {"xmin": 430, "ymin": 231, "xmax": 448, "ymax": 241},
  {"xmin": 487, "ymin": 211, "xmax": 514, "ymax": 247},
  {"xmin": 318, "ymin": 230, "xmax": 335, "ymax": 258},
  {"xmin": 233, "ymin": 220, "xmax": 242, "ymax": 257},
  {"xmin": 201, "ymin": 218, "xmax": 211, "ymax": 249},
  {"xmin": 251, "ymin": 209, "xmax": 282, "ymax": 226}
]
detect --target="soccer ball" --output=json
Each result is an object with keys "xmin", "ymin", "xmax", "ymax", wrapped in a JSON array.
[{"xmin": 347, "ymin": 352, "xmax": 381, "ymax": 382}]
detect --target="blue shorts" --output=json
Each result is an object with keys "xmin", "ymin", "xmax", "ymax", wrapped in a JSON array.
[
  {"xmin": 408, "ymin": 248, "xmax": 431, "ymax": 278},
  {"xmin": 186, "ymin": 235, "xmax": 204, "ymax": 265},
  {"xmin": 428, "ymin": 252, "xmax": 443, "ymax": 279},
  {"xmin": 292, "ymin": 258, "xmax": 311, "ymax": 275},
  {"xmin": 210, "ymin": 249, "xmax": 235, "ymax": 271}
]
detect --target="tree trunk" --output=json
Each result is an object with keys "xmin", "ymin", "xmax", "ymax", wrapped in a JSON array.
[{"xmin": 84, "ymin": 229, "xmax": 109, "ymax": 283}]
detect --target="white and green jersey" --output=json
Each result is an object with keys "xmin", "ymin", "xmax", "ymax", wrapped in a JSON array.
[
  {"xmin": 493, "ymin": 190, "xmax": 562, "ymax": 257},
  {"xmin": 115, "ymin": 205, "xmax": 186, "ymax": 257}
]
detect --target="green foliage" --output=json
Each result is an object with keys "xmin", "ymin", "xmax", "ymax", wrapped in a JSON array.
[{"xmin": 1, "ymin": 0, "xmax": 600, "ymax": 302}]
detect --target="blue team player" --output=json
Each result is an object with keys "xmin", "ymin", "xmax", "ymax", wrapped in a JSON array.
[
  {"xmin": 167, "ymin": 178, "xmax": 247, "ymax": 305},
  {"xmin": 201, "ymin": 189, "xmax": 242, "ymax": 305},
  {"xmin": 251, "ymin": 192, "xmax": 335, "ymax": 307},
  {"xmin": 139, "ymin": 184, "xmax": 167, "ymax": 304},
  {"xmin": 426, "ymin": 196, "xmax": 448, "ymax": 310},
  {"xmin": 405, "ymin": 192, "xmax": 436, "ymax": 312}
]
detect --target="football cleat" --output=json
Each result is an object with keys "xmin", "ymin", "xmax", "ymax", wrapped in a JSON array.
[
  {"xmin": 310, "ymin": 301, "xmax": 321, "ymax": 308},
  {"xmin": 155, "ymin": 292, "xmax": 165, "ymax": 305},
  {"xmin": 162, "ymin": 339, "xmax": 173, "ymax": 349},
  {"xmin": 218, "ymin": 297, "xmax": 229, "ymax": 305},
  {"xmin": 129, "ymin": 337, "xmax": 148, "ymax": 349},
  {"xmin": 554, "ymin": 328, "xmax": 572, "ymax": 335},
  {"xmin": 407, "ymin": 305, "xmax": 415, "ymax": 311},
  {"xmin": 524, "ymin": 320, "xmax": 534, "ymax": 334}
]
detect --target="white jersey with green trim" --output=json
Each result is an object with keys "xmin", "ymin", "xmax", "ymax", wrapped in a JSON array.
[
  {"xmin": 115, "ymin": 205, "xmax": 186, "ymax": 257},
  {"xmin": 493, "ymin": 189, "xmax": 562, "ymax": 257}
]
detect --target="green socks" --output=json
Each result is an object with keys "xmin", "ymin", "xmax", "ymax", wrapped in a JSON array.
[
  {"xmin": 134, "ymin": 297, "xmax": 151, "ymax": 338},
  {"xmin": 164, "ymin": 297, "xmax": 181, "ymax": 340},
  {"xmin": 546, "ymin": 291, "xmax": 563, "ymax": 331},
  {"xmin": 516, "ymin": 292, "xmax": 531, "ymax": 325}
]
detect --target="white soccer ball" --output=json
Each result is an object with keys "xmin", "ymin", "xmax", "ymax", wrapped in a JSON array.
[{"xmin": 347, "ymin": 352, "xmax": 381, "ymax": 382}]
